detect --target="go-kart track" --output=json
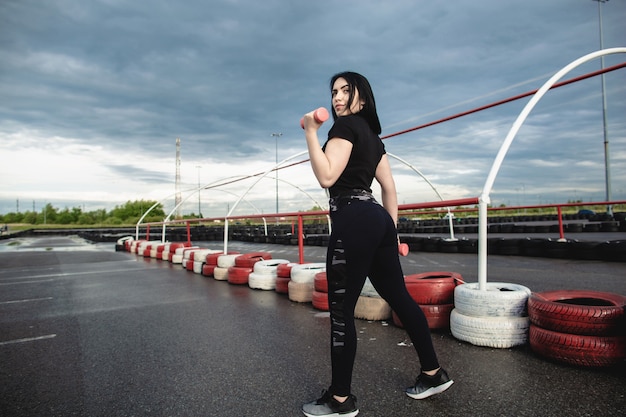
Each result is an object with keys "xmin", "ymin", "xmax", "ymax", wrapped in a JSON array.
[{"xmin": 0, "ymin": 236, "xmax": 624, "ymax": 417}]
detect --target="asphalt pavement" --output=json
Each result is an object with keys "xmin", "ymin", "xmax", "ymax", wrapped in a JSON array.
[{"xmin": 0, "ymin": 236, "xmax": 624, "ymax": 416}]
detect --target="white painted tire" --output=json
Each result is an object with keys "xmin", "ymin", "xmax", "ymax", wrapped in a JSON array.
[
  {"xmin": 450, "ymin": 308, "xmax": 529, "ymax": 348},
  {"xmin": 355, "ymin": 296, "xmax": 391, "ymax": 321},
  {"xmin": 193, "ymin": 260, "xmax": 204, "ymax": 274},
  {"xmin": 253, "ymin": 259, "xmax": 291, "ymax": 275},
  {"xmin": 360, "ymin": 278, "xmax": 380, "ymax": 298},
  {"xmin": 454, "ymin": 282, "xmax": 531, "ymax": 317},
  {"xmin": 217, "ymin": 254, "xmax": 240, "ymax": 268},
  {"xmin": 288, "ymin": 281, "xmax": 314, "ymax": 302},
  {"xmin": 213, "ymin": 266, "xmax": 229, "ymax": 281},
  {"xmin": 248, "ymin": 272, "xmax": 277, "ymax": 290},
  {"xmin": 172, "ymin": 246, "xmax": 199, "ymax": 264},
  {"xmin": 290, "ymin": 263, "xmax": 326, "ymax": 284}
]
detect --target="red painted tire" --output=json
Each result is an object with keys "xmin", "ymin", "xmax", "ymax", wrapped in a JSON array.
[
  {"xmin": 277, "ymin": 264, "xmax": 291, "ymax": 278},
  {"xmin": 404, "ymin": 271, "xmax": 462, "ymax": 305},
  {"xmin": 314, "ymin": 272, "xmax": 328, "ymax": 293},
  {"xmin": 227, "ymin": 266, "xmax": 253, "ymax": 285},
  {"xmin": 235, "ymin": 252, "xmax": 272, "ymax": 268},
  {"xmin": 312, "ymin": 290, "xmax": 329, "ymax": 311},
  {"xmin": 393, "ymin": 304, "xmax": 454, "ymax": 330},
  {"xmin": 202, "ymin": 264, "xmax": 216, "ymax": 277},
  {"xmin": 275, "ymin": 276, "xmax": 290, "ymax": 294},
  {"xmin": 528, "ymin": 290, "xmax": 626, "ymax": 336},
  {"xmin": 185, "ymin": 260, "xmax": 194, "ymax": 271},
  {"xmin": 529, "ymin": 324, "xmax": 626, "ymax": 367}
]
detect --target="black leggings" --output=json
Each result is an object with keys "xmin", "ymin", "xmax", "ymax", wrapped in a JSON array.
[{"xmin": 326, "ymin": 197, "xmax": 439, "ymax": 397}]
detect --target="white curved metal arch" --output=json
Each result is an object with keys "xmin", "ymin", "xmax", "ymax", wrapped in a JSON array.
[
  {"xmin": 164, "ymin": 187, "xmax": 269, "ymax": 240},
  {"xmin": 387, "ymin": 152, "xmax": 456, "ymax": 241},
  {"xmin": 477, "ymin": 47, "xmax": 626, "ymax": 290},
  {"xmin": 223, "ymin": 150, "xmax": 311, "ymax": 253}
]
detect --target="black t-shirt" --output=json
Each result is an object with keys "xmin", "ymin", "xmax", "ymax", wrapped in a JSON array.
[{"xmin": 323, "ymin": 114, "xmax": 386, "ymax": 197}]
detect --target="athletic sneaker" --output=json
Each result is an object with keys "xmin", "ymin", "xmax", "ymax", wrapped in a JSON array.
[
  {"xmin": 405, "ymin": 368, "xmax": 454, "ymax": 400},
  {"xmin": 302, "ymin": 390, "xmax": 359, "ymax": 417}
]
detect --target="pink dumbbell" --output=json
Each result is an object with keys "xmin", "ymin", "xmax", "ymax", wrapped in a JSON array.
[
  {"xmin": 398, "ymin": 243, "xmax": 409, "ymax": 257},
  {"xmin": 300, "ymin": 107, "xmax": 329, "ymax": 129}
]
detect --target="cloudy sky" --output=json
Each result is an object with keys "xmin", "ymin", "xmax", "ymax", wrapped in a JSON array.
[{"xmin": 1, "ymin": 0, "xmax": 625, "ymax": 219}]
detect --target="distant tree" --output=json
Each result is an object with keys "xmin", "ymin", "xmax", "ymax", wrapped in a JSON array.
[{"xmin": 110, "ymin": 200, "xmax": 164, "ymax": 222}]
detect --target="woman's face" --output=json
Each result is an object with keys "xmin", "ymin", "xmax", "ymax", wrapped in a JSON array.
[{"xmin": 332, "ymin": 77, "xmax": 364, "ymax": 117}]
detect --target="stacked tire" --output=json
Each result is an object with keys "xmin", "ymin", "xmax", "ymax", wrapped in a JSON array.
[
  {"xmin": 276, "ymin": 263, "xmax": 297, "ymax": 294},
  {"xmin": 288, "ymin": 263, "xmax": 326, "ymax": 303},
  {"xmin": 450, "ymin": 282, "xmax": 532, "ymax": 348},
  {"xmin": 163, "ymin": 243, "xmax": 190, "ymax": 262},
  {"xmin": 202, "ymin": 252, "xmax": 238, "ymax": 278},
  {"xmin": 528, "ymin": 290, "xmax": 626, "ymax": 367},
  {"xmin": 192, "ymin": 249, "xmax": 220, "ymax": 274},
  {"xmin": 214, "ymin": 254, "xmax": 240, "ymax": 281},
  {"xmin": 354, "ymin": 278, "xmax": 391, "ymax": 321},
  {"xmin": 248, "ymin": 259, "xmax": 290, "ymax": 290},
  {"xmin": 228, "ymin": 252, "xmax": 272, "ymax": 285},
  {"xmin": 312, "ymin": 272, "xmax": 329, "ymax": 311},
  {"xmin": 393, "ymin": 271, "xmax": 461, "ymax": 330}
]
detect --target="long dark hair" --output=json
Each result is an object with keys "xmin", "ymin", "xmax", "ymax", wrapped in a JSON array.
[{"xmin": 330, "ymin": 71, "xmax": 382, "ymax": 135}]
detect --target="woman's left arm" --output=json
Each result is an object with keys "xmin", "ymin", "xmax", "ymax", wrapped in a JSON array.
[{"xmin": 375, "ymin": 154, "xmax": 398, "ymax": 227}]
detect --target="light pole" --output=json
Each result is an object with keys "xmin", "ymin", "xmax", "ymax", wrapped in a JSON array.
[
  {"xmin": 592, "ymin": 0, "xmax": 612, "ymax": 215},
  {"xmin": 271, "ymin": 133, "xmax": 282, "ymax": 218},
  {"xmin": 196, "ymin": 165, "xmax": 201, "ymax": 218}
]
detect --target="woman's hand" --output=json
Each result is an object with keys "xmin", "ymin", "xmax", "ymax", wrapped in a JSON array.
[{"xmin": 302, "ymin": 110, "xmax": 324, "ymax": 131}]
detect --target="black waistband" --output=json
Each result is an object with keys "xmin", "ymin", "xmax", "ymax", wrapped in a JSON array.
[{"xmin": 329, "ymin": 189, "xmax": 378, "ymax": 212}]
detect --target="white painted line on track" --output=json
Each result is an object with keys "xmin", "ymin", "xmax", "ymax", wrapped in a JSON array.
[
  {"xmin": 0, "ymin": 279, "xmax": 55, "ymax": 286},
  {"xmin": 0, "ymin": 334, "xmax": 57, "ymax": 346},
  {"xmin": 1, "ymin": 267, "xmax": 155, "ymax": 282},
  {"xmin": 0, "ymin": 297, "xmax": 53, "ymax": 305}
]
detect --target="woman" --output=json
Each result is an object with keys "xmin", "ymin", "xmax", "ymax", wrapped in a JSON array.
[{"xmin": 301, "ymin": 72, "xmax": 453, "ymax": 417}]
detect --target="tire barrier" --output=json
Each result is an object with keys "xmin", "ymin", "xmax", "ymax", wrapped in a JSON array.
[
  {"xmin": 314, "ymin": 271, "xmax": 328, "ymax": 293},
  {"xmin": 183, "ymin": 248, "xmax": 208, "ymax": 271},
  {"xmin": 393, "ymin": 271, "xmax": 462, "ymax": 329},
  {"xmin": 227, "ymin": 252, "xmax": 273, "ymax": 285},
  {"xmin": 528, "ymin": 290, "xmax": 626, "ymax": 367},
  {"xmin": 528, "ymin": 326, "xmax": 626, "ymax": 368},
  {"xmin": 450, "ymin": 282, "xmax": 532, "ymax": 348},
  {"xmin": 288, "ymin": 263, "xmax": 325, "ymax": 303},
  {"xmin": 115, "ymin": 236, "xmax": 133, "ymax": 252},
  {"xmin": 248, "ymin": 259, "xmax": 290, "ymax": 291},
  {"xmin": 214, "ymin": 254, "xmax": 240, "ymax": 281},
  {"xmin": 354, "ymin": 278, "xmax": 391, "ymax": 321},
  {"xmin": 213, "ymin": 267, "xmax": 229, "ymax": 281},
  {"xmin": 193, "ymin": 250, "xmax": 221, "ymax": 274},
  {"xmin": 201, "ymin": 251, "xmax": 239, "ymax": 278},
  {"xmin": 528, "ymin": 290, "xmax": 625, "ymax": 336},
  {"xmin": 122, "ymin": 241, "xmax": 624, "ymax": 362},
  {"xmin": 275, "ymin": 263, "xmax": 297, "ymax": 294},
  {"xmin": 172, "ymin": 246, "xmax": 200, "ymax": 264},
  {"xmin": 391, "ymin": 236, "xmax": 626, "ymax": 262},
  {"xmin": 149, "ymin": 243, "xmax": 167, "ymax": 259},
  {"xmin": 234, "ymin": 252, "xmax": 272, "ymax": 268},
  {"xmin": 312, "ymin": 272, "xmax": 329, "ymax": 311},
  {"xmin": 228, "ymin": 265, "xmax": 253, "ymax": 285},
  {"xmin": 162, "ymin": 242, "xmax": 191, "ymax": 261},
  {"xmin": 450, "ymin": 309, "xmax": 530, "ymax": 349}
]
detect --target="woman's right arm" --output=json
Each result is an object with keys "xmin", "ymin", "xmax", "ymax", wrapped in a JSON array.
[{"xmin": 303, "ymin": 112, "xmax": 352, "ymax": 188}]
